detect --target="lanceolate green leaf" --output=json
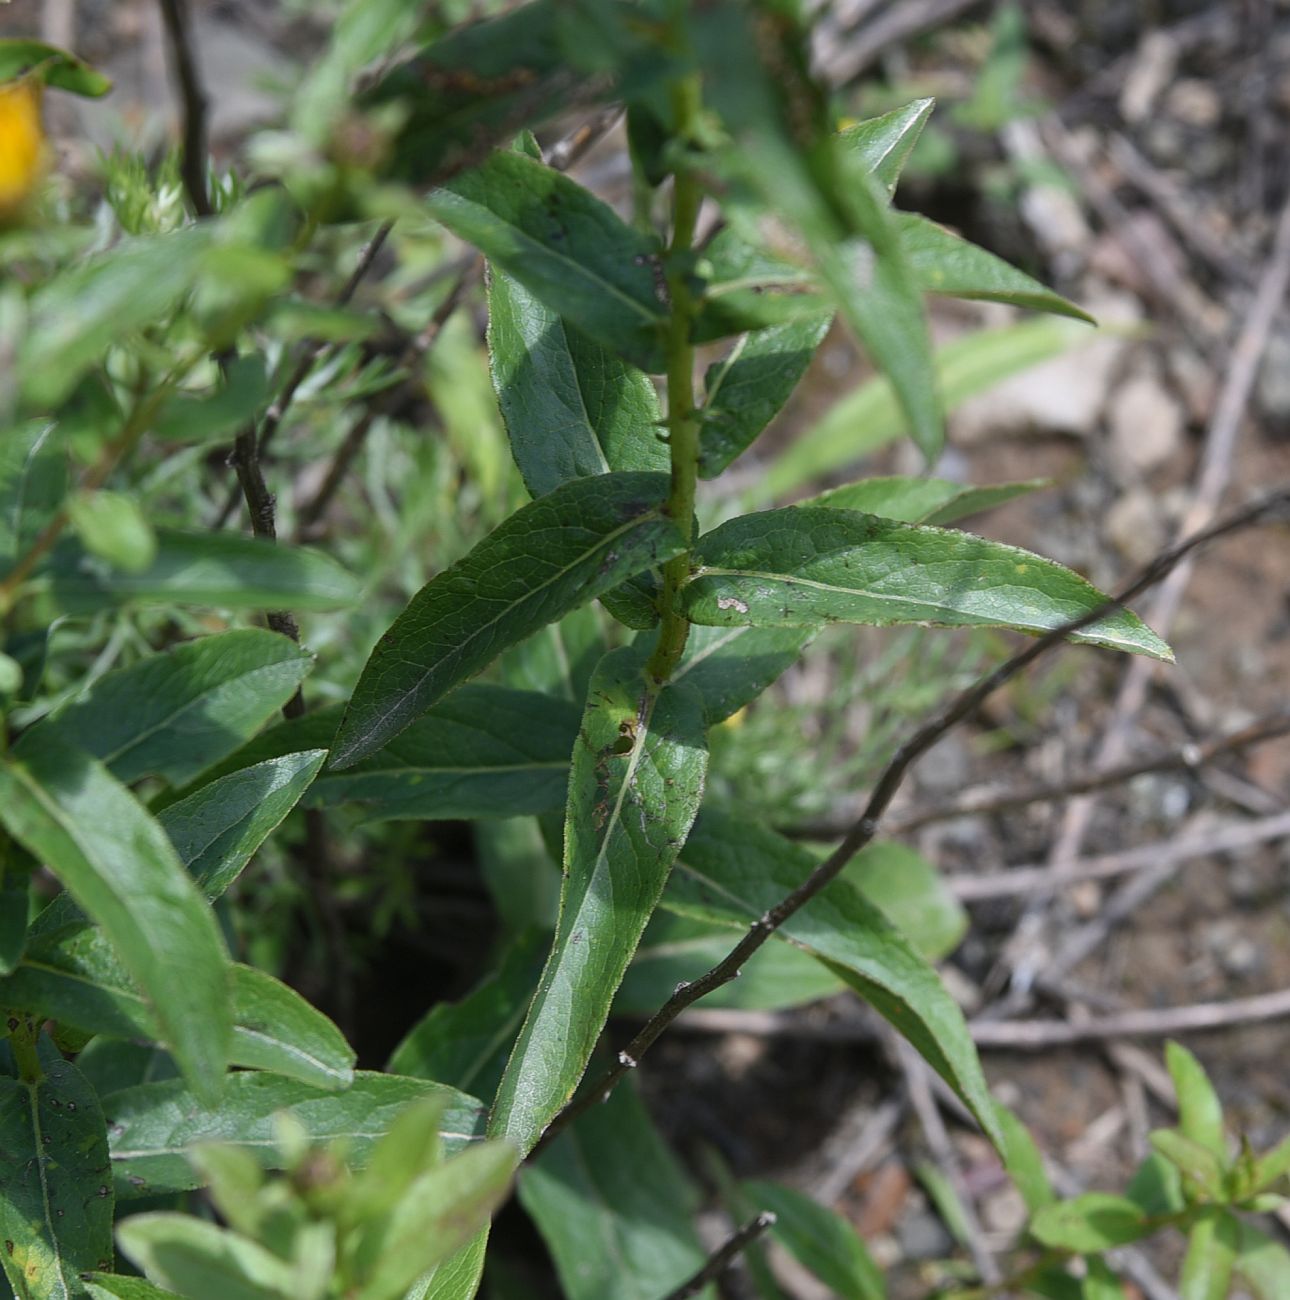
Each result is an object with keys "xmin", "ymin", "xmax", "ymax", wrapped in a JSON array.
[
  {"xmin": 46, "ymin": 530, "xmax": 360, "ymax": 613},
  {"xmin": 316, "ymin": 687, "xmax": 579, "ymax": 822},
  {"xmin": 427, "ymin": 153, "xmax": 668, "ymax": 372},
  {"xmin": 104, "ymin": 1074, "xmax": 486, "ymax": 1199},
  {"xmin": 38, "ymin": 630, "xmax": 313, "ymax": 786},
  {"xmin": 1180, "ymin": 1209, "xmax": 1238, "ymax": 1300},
  {"xmin": 846, "ymin": 842, "xmax": 967, "ymax": 962},
  {"xmin": 1, "ymin": 422, "xmax": 65, "ymax": 575},
  {"xmin": 331, "ymin": 473, "xmax": 684, "ymax": 769},
  {"xmin": 85, "ymin": 1277, "xmax": 181, "ymax": 1300},
  {"xmin": 681, "ymin": 507, "xmax": 1172, "ymax": 659},
  {"xmin": 664, "ymin": 810, "xmax": 1002, "ymax": 1148},
  {"xmin": 616, "ymin": 911, "xmax": 844, "ymax": 1015},
  {"xmin": 1234, "ymin": 1220, "xmax": 1290, "ymax": 1300},
  {"xmin": 490, "ymin": 649, "xmax": 708, "ymax": 1155},
  {"xmin": 0, "ymin": 1056, "xmax": 113, "ymax": 1300},
  {"xmin": 158, "ymin": 751, "xmax": 327, "ymax": 899},
  {"xmin": 649, "ymin": 623, "xmax": 813, "ymax": 726},
  {"xmin": 114, "ymin": 1216, "xmax": 299, "ymax": 1300},
  {"xmin": 1, "ymin": 926, "xmax": 354, "ymax": 1090},
  {"xmin": 698, "ymin": 314, "xmax": 833, "ymax": 478},
  {"xmin": 897, "ymin": 213, "xmax": 1094, "ymax": 323},
  {"xmin": 488, "ymin": 271, "xmax": 668, "ymax": 498},
  {"xmin": 840, "ymin": 98, "xmax": 935, "ymax": 195},
  {"xmin": 0, "ymin": 39, "xmax": 111, "ymax": 96},
  {"xmin": 0, "ymin": 732, "xmax": 232, "ymax": 1104},
  {"xmin": 519, "ymin": 1081, "xmax": 709, "ymax": 1300},
  {"xmin": 804, "ymin": 476, "xmax": 1050, "ymax": 526}
]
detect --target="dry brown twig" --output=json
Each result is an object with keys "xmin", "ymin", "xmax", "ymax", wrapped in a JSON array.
[{"xmin": 661, "ymin": 1213, "xmax": 777, "ymax": 1300}]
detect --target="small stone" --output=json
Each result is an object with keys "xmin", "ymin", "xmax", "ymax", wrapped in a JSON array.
[
  {"xmin": 1105, "ymin": 488, "xmax": 1167, "ymax": 565},
  {"xmin": 917, "ymin": 736, "xmax": 970, "ymax": 793},
  {"xmin": 981, "ymin": 1185, "xmax": 1028, "ymax": 1236},
  {"xmin": 1165, "ymin": 78, "xmax": 1222, "ymax": 129},
  {"xmin": 897, "ymin": 1208, "xmax": 954, "ymax": 1260},
  {"xmin": 1106, "ymin": 368, "xmax": 1186, "ymax": 481},
  {"xmin": 1120, "ymin": 32, "xmax": 1179, "ymax": 124},
  {"xmin": 1256, "ymin": 328, "xmax": 1290, "ymax": 432}
]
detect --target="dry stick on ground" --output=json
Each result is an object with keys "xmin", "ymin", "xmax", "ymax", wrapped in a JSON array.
[
  {"xmin": 661, "ymin": 981, "xmax": 1290, "ymax": 1051},
  {"xmin": 897, "ymin": 1039, "xmax": 1000, "ymax": 1285},
  {"xmin": 818, "ymin": 0, "xmax": 982, "ymax": 84},
  {"xmin": 1000, "ymin": 188, "xmax": 1290, "ymax": 1005},
  {"xmin": 793, "ymin": 710, "xmax": 1290, "ymax": 838},
  {"xmin": 156, "ymin": 0, "xmax": 212, "ymax": 218},
  {"xmin": 950, "ymin": 808, "xmax": 1290, "ymax": 902},
  {"xmin": 660, "ymin": 1213, "xmax": 776, "ymax": 1300},
  {"xmin": 529, "ymin": 487, "xmax": 1290, "ymax": 1159}
]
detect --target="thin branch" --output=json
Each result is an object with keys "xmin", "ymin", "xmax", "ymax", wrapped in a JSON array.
[
  {"xmin": 530, "ymin": 486, "xmax": 1290, "ymax": 1158},
  {"xmin": 156, "ymin": 0, "xmax": 212, "ymax": 218},
  {"xmin": 213, "ymin": 220, "xmax": 396, "ymax": 528},
  {"xmin": 950, "ymin": 810, "xmax": 1290, "ymax": 902},
  {"xmin": 857, "ymin": 711, "xmax": 1290, "ymax": 837},
  {"xmin": 661, "ymin": 1213, "xmax": 776, "ymax": 1300}
]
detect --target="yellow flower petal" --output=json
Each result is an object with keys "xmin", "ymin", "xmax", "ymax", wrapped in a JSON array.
[{"xmin": 0, "ymin": 77, "xmax": 46, "ymax": 217}]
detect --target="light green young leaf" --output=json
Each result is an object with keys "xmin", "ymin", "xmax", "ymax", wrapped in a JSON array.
[
  {"xmin": 743, "ymin": 1180, "xmax": 885, "ymax": 1300},
  {"xmin": 347, "ymin": 1142, "xmax": 517, "ymax": 1300},
  {"xmin": 104, "ymin": 1073, "xmax": 485, "ymax": 1199},
  {"xmin": 66, "ymin": 491, "xmax": 157, "ymax": 575},
  {"xmin": 427, "ymin": 153, "xmax": 668, "ymax": 372},
  {"xmin": 1233, "ymin": 1219, "xmax": 1290, "ymax": 1300},
  {"xmin": 1180, "ymin": 1208, "xmax": 1239, "ymax": 1300},
  {"xmin": 38, "ymin": 630, "xmax": 313, "ymax": 787},
  {"xmin": 1165, "ymin": 1041, "xmax": 1227, "ymax": 1162},
  {"xmin": 21, "ymin": 229, "xmax": 211, "ymax": 407},
  {"xmin": 47, "ymin": 530, "xmax": 360, "ymax": 613},
  {"xmin": 616, "ymin": 911, "xmax": 844, "ymax": 1015},
  {"xmin": 1030, "ymin": 1193, "xmax": 1152, "ymax": 1253},
  {"xmin": 388, "ymin": 930, "xmax": 548, "ymax": 1100},
  {"xmin": 519, "ymin": 1081, "xmax": 708, "ymax": 1300},
  {"xmin": 840, "ymin": 98, "xmax": 935, "ymax": 195},
  {"xmin": 759, "ymin": 316, "xmax": 1097, "ymax": 504},
  {"xmin": 315, "ymin": 687, "xmax": 579, "ymax": 823},
  {"xmin": 698, "ymin": 314, "xmax": 834, "ymax": 478},
  {"xmin": 331, "ymin": 472, "xmax": 683, "ymax": 769},
  {"xmin": 1149, "ymin": 1129, "xmax": 1226, "ymax": 1199},
  {"xmin": 0, "ymin": 1057, "xmax": 113, "ymax": 1300},
  {"xmin": 804, "ymin": 475, "xmax": 1050, "ymax": 526},
  {"xmin": 2, "ymin": 927, "xmax": 353, "ymax": 1091},
  {"xmin": 0, "ymin": 422, "xmax": 64, "ymax": 575},
  {"xmin": 1125, "ymin": 1151, "xmax": 1186, "ymax": 1217},
  {"xmin": 115, "ymin": 1215, "xmax": 301, "ymax": 1300},
  {"xmin": 488, "ymin": 271, "xmax": 667, "ymax": 498},
  {"xmin": 681, "ymin": 507, "xmax": 1172, "ymax": 660},
  {"xmin": 897, "ymin": 214, "xmax": 1094, "ymax": 322},
  {"xmin": 490, "ymin": 649, "xmax": 708, "ymax": 1155},
  {"xmin": 664, "ymin": 811, "xmax": 1002, "ymax": 1148},
  {"xmin": 0, "ymin": 732, "xmax": 232, "ymax": 1104},
  {"xmin": 402, "ymin": 1232, "xmax": 488, "ymax": 1300},
  {"xmin": 0, "ymin": 38, "xmax": 112, "ymax": 96},
  {"xmin": 1253, "ymin": 1133, "xmax": 1290, "ymax": 1192}
]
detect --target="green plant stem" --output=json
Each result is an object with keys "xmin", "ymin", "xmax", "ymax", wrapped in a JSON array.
[
  {"xmin": 646, "ymin": 72, "xmax": 703, "ymax": 685},
  {"xmin": 7, "ymin": 1015, "xmax": 42, "ymax": 1084}
]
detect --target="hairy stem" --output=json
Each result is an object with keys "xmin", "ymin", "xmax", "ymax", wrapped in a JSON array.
[{"xmin": 646, "ymin": 72, "xmax": 704, "ymax": 684}]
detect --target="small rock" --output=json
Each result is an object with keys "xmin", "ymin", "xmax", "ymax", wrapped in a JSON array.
[
  {"xmin": 1106, "ymin": 367, "xmax": 1187, "ymax": 481},
  {"xmin": 917, "ymin": 736, "xmax": 970, "ymax": 794},
  {"xmin": 1165, "ymin": 78, "xmax": 1223, "ymax": 129},
  {"xmin": 981, "ymin": 1186, "xmax": 1028, "ymax": 1236},
  {"xmin": 1120, "ymin": 31, "xmax": 1179, "ymax": 124},
  {"xmin": 897, "ymin": 1208, "xmax": 954, "ymax": 1261},
  {"xmin": 1204, "ymin": 918, "xmax": 1265, "ymax": 978},
  {"xmin": 1256, "ymin": 328, "xmax": 1290, "ymax": 432},
  {"xmin": 1105, "ymin": 488, "xmax": 1167, "ymax": 565}
]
